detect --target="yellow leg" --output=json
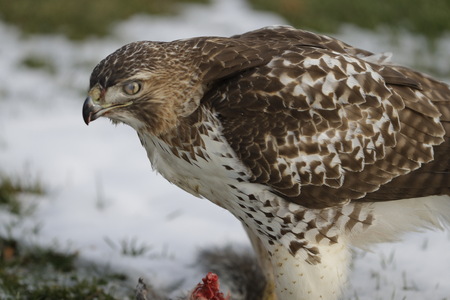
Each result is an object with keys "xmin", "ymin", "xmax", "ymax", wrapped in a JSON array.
[{"xmin": 262, "ymin": 279, "xmax": 277, "ymax": 300}]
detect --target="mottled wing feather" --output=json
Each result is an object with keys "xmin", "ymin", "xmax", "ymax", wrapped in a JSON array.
[
  {"xmin": 232, "ymin": 26, "xmax": 375, "ymax": 60},
  {"xmin": 195, "ymin": 38, "xmax": 279, "ymax": 83},
  {"xmin": 197, "ymin": 26, "xmax": 374, "ymax": 84},
  {"xmin": 365, "ymin": 66, "xmax": 450, "ymax": 201},
  {"xmin": 201, "ymin": 27, "xmax": 449, "ymax": 209}
]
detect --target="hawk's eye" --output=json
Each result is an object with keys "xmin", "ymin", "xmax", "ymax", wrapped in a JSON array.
[{"xmin": 122, "ymin": 81, "xmax": 141, "ymax": 95}]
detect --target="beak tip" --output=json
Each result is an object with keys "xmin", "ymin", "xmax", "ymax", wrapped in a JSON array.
[{"xmin": 82, "ymin": 96, "xmax": 95, "ymax": 125}]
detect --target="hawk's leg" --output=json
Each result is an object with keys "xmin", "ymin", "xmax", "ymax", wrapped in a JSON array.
[
  {"xmin": 243, "ymin": 219, "xmax": 351, "ymax": 300},
  {"xmin": 243, "ymin": 225, "xmax": 278, "ymax": 300}
]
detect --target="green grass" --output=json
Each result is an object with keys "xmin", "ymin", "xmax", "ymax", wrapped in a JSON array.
[
  {"xmin": 20, "ymin": 55, "xmax": 56, "ymax": 74},
  {"xmin": 4, "ymin": 0, "xmax": 449, "ymax": 41},
  {"xmin": 0, "ymin": 174, "xmax": 44, "ymax": 215},
  {"xmin": 0, "ymin": 173, "xmax": 133, "ymax": 299},
  {"xmin": 0, "ymin": 223, "xmax": 132, "ymax": 300},
  {"xmin": 104, "ymin": 236, "xmax": 154, "ymax": 257},
  {"xmin": 248, "ymin": 0, "xmax": 450, "ymax": 40},
  {"xmin": 0, "ymin": 230, "xmax": 153, "ymax": 299},
  {"xmin": 0, "ymin": 251, "xmax": 124, "ymax": 299},
  {"xmin": 1, "ymin": 235, "xmax": 109, "ymax": 299},
  {"xmin": 0, "ymin": 0, "xmax": 209, "ymax": 40}
]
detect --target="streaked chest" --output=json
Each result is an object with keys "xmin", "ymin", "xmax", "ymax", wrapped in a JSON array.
[{"xmin": 137, "ymin": 111, "xmax": 251, "ymax": 208}]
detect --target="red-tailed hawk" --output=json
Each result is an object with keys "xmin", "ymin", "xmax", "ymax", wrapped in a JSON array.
[{"xmin": 83, "ymin": 26, "xmax": 450, "ymax": 300}]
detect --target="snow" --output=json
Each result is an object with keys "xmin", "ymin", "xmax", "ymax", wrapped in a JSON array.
[{"xmin": 0, "ymin": 0, "xmax": 449, "ymax": 298}]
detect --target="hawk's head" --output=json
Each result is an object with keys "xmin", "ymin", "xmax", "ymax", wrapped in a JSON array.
[
  {"xmin": 83, "ymin": 36, "xmax": 276, "ymax": 134},
  {"xmin": 82, "ymin": 40, "xmax": 206, "ymax": 135}
]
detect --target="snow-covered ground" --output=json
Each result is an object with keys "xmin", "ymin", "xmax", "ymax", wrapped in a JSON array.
[{"xmin": 0, "ymin": 0, "xmax": 449, "ymax": 299}]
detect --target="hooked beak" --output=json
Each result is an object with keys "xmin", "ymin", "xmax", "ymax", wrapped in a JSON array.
[
  {"xmin": 82, "ymin": 96, "xmax": 134, "ymax": 125},
  {"xmin": 82, "ymin": 96, "xmax": 103, "ymax": 125}
]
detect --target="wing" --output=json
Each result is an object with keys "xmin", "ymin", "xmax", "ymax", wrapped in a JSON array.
[
  {"xmin": 200, "ymin": 27, "xmax": 450, "ymax": 209},
  {"xmin": 363, "ymin": 66, "xmax": 450, "ymax": 201}
]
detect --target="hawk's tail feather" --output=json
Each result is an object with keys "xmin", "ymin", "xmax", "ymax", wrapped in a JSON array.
[{"xmin": 349, "ymin": 195, "xmax": 450, "ymax": 249}]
